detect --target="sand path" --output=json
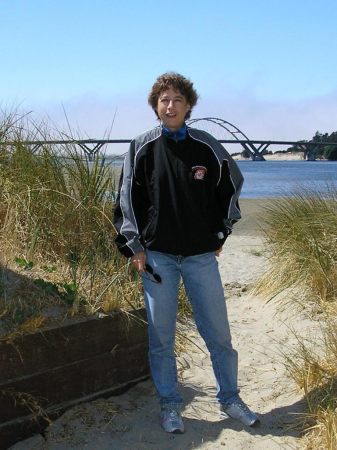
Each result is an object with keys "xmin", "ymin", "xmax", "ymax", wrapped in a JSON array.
[{"xmin": 10, "ymin": 200, "xmax": 308, "ymax": 450}]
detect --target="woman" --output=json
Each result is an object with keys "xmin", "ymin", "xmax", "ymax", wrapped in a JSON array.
[{"xmin": 114, "ymin": 72, "xmax": 259, "ymax": 433}]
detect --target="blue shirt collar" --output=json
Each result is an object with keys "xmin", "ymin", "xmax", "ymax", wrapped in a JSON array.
[{"xmin": 161, "ymin": 124, "xmax": 187, "ymax": 141}]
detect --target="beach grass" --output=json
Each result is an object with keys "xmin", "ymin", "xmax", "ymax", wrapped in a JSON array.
[
  {"xmin": 254, "ymin": 188, "xmax": 337, "ymax": 306},
  {"xmin": 0, "ymin": 114, "xmax": 145, "ymax": 337},
  {"xmin": 253, "ymin": 187, "xmax": 337, "ymax": 449}
]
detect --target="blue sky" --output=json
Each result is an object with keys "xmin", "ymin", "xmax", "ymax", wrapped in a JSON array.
[{"xmin": 1, "ymin": 0, "xmax": 337, "ymax": 152}]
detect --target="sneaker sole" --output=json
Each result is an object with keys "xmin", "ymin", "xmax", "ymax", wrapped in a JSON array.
[
  {"xmin": 161, "ymin": 426, "xmax": 185, "ymax": 434},
  {"xmin": 220, "ymin": 412, "xmax": 261, "ymax": 427},
  {"xmin": 171, "ymin": 429, "xmax": 185, "ymax": 434},
  {"xmin": 250, "ymin": 418, "xmax": 261, "ymax": 427}
]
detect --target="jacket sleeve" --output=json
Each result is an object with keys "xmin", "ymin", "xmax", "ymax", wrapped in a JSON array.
[
  {"xmin": 211, "ymin": 137, "xmax": 244, "ymax": 234},
  {"xmin": 113, "ymin": 141, "xmax": 145, "ymax": 257},
  {"xmin": 216, "ymin": 152, "xmax": 244, "ymax": 234}
]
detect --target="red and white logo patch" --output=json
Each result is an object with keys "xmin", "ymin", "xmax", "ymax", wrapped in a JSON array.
[{"xmin": 192, "ymin": 165, "xmax": 207, "ymax": 180}]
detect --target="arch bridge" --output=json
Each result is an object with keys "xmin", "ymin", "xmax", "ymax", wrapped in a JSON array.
[
  {"xmin": 1, "ymin": 117, "xmax": 336, "ymax": 161},
  {"xmin": 187, "ymin": 118, "xmax": 337, "ymax": 161}
]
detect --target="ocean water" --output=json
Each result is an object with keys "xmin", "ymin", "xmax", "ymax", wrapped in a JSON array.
[
  {"xmin": 237, "ymin": 160, "xmax": 337, "ymax": 198},
  {"xmin": 108, "ymin": 158, "xmax": 337, "ymax": 199}
]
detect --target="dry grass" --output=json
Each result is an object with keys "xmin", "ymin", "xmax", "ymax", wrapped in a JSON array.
[
  {"xmin": 0, "ymin": 113, "xmax": 143, "ymax": 337},
  {"xmin": 282, "ymin": 314, "xmax": 337, "ymax": 450},
  {"xmin": 254, "ymin": 188, "xmax": 337, "ymax": 307},
  {"xmin": 254, "ymin": 186, "xmax": 337, "ymax": 449},
  {"xmin": 1, "ymin": 387, "xmax": 52, "ymax": 425}
]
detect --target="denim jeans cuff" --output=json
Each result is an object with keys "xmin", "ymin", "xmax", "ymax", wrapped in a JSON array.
[
  {"xmin": 160, "ymin": 402, "xmax": 183, "ymax": 411},
  {"xmin": 220, "ymin": 393, "xmax": 240, "ymax": 407}
]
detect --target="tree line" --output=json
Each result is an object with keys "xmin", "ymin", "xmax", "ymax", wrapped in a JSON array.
[
  {"xmin": 290, "ymin": 131, "xmax": 337, "ymax": 160},
  {"xmin": 310, "ymin": 131, "xmax": 337, "ymax": 160}
]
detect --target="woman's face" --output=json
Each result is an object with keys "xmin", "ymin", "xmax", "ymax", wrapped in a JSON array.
[{"xmin": 156, "ymin": 86, "xmax": 190, "ymax": 131}]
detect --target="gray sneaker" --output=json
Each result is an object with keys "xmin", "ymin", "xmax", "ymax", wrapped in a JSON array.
[
  {"xmin": 160, "ymin": 408, "xmax": 185, "ymax": 434},
  {"xmin": 221, "ymin": 398, "xmax": 260, "ymax": 427}
]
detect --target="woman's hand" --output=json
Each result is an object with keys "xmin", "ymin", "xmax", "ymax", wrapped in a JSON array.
[
  {"xmin": 131, "ymin": 251, "xmax": 146, "ymax": 271},
  {"xmin": 215, "ymin": 247, "xmax": 223, "ymax": 257}
]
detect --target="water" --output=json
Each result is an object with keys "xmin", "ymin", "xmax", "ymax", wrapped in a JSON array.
[
  {"xmin": 237, "ymin": 160, "xmax": 337, "ymax": 198},
  {"xmin": 108, "ymin": 158, "xmax": 337, "ymax": 199}
]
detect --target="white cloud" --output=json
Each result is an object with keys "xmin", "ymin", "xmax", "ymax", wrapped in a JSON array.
[{"xmin": 198, "ymin": 89, "xmax": 337, "ymax": 142}]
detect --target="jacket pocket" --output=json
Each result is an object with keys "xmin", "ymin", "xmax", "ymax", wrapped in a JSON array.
[{"xmin": 215, "ymin": 229, "xmax": 230, "ymax": 247}]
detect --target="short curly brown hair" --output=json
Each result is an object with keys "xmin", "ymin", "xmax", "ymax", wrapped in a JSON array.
[{"xmin": 148, "ymin": 72, "xmax": 199, "ymax": 120}]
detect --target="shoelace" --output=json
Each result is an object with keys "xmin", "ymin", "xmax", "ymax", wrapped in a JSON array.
[
  {"xmin": 168, "ymin": 410, "xmax": 180, "ymax": 421},
  {"xmin": 231, "ymin": 400, "xmax": 250, "ymax": 413}
]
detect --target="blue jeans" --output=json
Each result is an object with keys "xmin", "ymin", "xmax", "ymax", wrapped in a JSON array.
[{"xmin": 142, "ymin": 249, "xmax": 239, "ymax": 410}]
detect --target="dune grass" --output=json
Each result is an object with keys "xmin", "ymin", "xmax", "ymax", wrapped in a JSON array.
[
  {"xmin": 254, "ymin": 188, "xmax": 337, "ymax": 306},
  {"xmin": 254, "ymin": 187, "xmax": 337, "ymax": 449},
  {"xmin": 282, "ymin": 315, "xmax": 337, "ymax": 450},
  {"xmin": 0, "ymin": 114, "xmax": 144, "ymax": 337}
]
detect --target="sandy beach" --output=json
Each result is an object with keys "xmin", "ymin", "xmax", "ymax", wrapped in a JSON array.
[
  {"xmin": 9, "ymin": 199, "xmax": 309, "ymax": 450},
  {"xmin": 232, "ymin": 152, "xmax": 305, "ymax": 161}
]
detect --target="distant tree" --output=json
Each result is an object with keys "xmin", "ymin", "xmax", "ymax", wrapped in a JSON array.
[
  {"xmin": 286, "ymin": 131, "xmax": 337, "ymax": 159},
  {"xmin": 308, "ymin": 131, "xmax": 337, "ymax": 159},
  {"xmin": 329, "ymin": 131, "xmax": 337, "ymax": 142},
  {"xmin": 324, "ymin": 146, "xmax": 337, "ymax": 160},
  {"xmin": 287, "ymin": 140, "xmax": 306, "ymax": 152},
  {"xmin": 312, "ymin": 131, "xmax": 329, "ymax": 143},
  {"xmin": 241, "ymin": 149, "xmax": 251, "ymax": 159}
]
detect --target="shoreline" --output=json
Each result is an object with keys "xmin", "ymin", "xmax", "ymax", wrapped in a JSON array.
[{"xmin": 233, "ymin": 152, "xmax": 305, "ymax": 161}]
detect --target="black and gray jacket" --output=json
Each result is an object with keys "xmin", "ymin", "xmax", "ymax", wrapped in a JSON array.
[{"xmin": 113, "ymin": 126, "xmax": 244, "ymax": 258}]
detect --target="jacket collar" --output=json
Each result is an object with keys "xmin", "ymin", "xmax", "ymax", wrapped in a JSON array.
[{"xmin": 161, "ymin": 124, "xmax": 187, "ymax": 141}]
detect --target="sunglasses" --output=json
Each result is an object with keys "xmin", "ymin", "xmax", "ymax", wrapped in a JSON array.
[{"xmin": 143, "ymin": 264, "xmax": 162, "ymax": 284}]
